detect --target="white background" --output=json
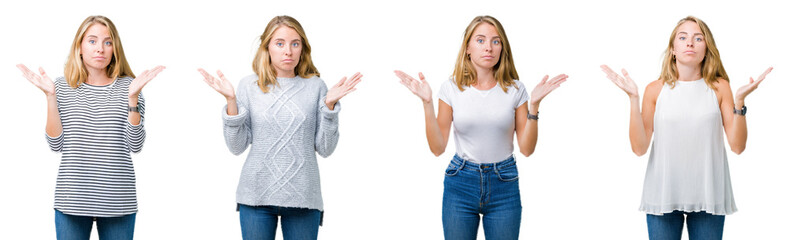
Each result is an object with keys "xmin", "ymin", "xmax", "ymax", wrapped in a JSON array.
[{"xmin": 1, "ymin": 0, "xmax": 786, "ymax": 239}]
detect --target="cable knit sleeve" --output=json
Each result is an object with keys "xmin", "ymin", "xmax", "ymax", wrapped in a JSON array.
[
  {"xmin": 315, "ymin": 81, "xmax": 340, "ymax": 158},
  {"xmin": 223, "ymin": 79, "xmax": 252, "ymax": 155}
]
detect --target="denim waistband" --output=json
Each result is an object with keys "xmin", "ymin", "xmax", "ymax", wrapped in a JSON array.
[{"xmin": 451, "ymin": 154, "xmax": 516, "ymax": 172}]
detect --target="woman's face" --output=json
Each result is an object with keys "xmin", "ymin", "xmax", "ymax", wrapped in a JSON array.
[
  {"xmin": 672, "ymin": 21, "xmax": 707, "ymax": 67},
  {"xmin": 80, "ymin": 23, "xmax": 114, "ymax": 73},
  {"xmin": 466, "ymin": 22, "xmax": 502, "ymax": 72},
  {"xmin": 268, "ymin": 26, "xmax": 302, "ymax": 78}
]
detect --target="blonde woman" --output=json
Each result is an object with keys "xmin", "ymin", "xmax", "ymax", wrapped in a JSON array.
[
  {"xmin": 602, "ymin": 16, "xmax": 772, "ymax": 240},
  {"xmin": 198, "ymin": 15, "xmax": 361, "ymax": 240},
  {"xmin": 395, "ymin": 15, "xmax": 567, "ymax": 240},
  {"xmin": 17, "ymin": 15, "xmax": 164, "ymax": 240}
]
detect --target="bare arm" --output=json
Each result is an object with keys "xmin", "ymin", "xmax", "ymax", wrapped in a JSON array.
[
  {"xmin": 395, "ymin": 70, "xmax": 451, "ymax": 156},
  {"xmin": 128, "ymin": 66, "xmax": 165, "ymax": 125},
  {"xmin": 17, "ymin": 64, "xmax": 63, "ymax": 138},
  {"xmin": 601, "ymin": 65, "xmax": 658, "ymax": 156},
  {"xmin": 516, "ymin": 74, "xmax": 568, "ymax": 157},
  {"xmin": 719, "ymin": 67, "xmax": 773, "ymax": 154}
]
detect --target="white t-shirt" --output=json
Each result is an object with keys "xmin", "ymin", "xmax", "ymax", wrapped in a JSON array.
[{"xmin": 437, "ymin": 79, "xmax": 529, "ymax": 163}]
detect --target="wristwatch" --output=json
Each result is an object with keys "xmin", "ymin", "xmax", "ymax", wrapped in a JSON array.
[
  {"xmin": 527, "ymin": 111, "xmax": 539, "ymax": 120},
  {"xmin": 733, "ymin": 105, "xmax": 747, "ymax": 116},
  {"xmin": 128, "ymin": 106, "xmax": 140, "ymax": 113}
]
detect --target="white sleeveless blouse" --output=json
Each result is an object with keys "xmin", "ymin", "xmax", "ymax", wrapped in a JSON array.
[{"xmin": 639, "ymin": 79, "xmax": 737, "ymax": 215}]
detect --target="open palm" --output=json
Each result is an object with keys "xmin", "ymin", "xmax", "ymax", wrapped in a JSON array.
[
  {"xmin": 601, "ymin": 65, "xmax": 638, "ymax": 97},
  {"xmin": 17, "ymin": 64, "xmax": 55, "ymax": 96},
  {"xmin": 394, "ymin": 70, "xmax": 432, "ymax": 103}
]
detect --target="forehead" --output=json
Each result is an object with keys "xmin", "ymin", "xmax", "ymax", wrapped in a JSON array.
[
  {"xmin": 84, "ymin": 23, "xmax": 110, "ymax": 38},
  {"xmin": 271, "ymin": 25, "xmax": 301, "ymax": 40},
  {"xmin": 472, "ymin": 22, "xmax": 500, "ymax": 37},
  {"xmin": 676, "ymin": 21, "xmax": 702, "ymax": 34}
]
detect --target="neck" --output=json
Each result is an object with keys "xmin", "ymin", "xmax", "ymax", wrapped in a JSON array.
[
  {"xmin": 473, "ymin": 66, "xmax": 496, "ymax": 87},
  {"xmin": 675, "ymin": 62, "xmax": 702, "ymax": 81},
  {"xmin": 85, "ymin": 67, "xmax": 112, "ymax": 85},
  {"xmin": 277, "ymin": 70, "xmax": 297, "ymax": 78}
]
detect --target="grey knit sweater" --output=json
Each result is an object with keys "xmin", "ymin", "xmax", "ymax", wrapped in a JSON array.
[{"xmin": 223, "ymin": 74, "xmax": 339, "ymax": 211}]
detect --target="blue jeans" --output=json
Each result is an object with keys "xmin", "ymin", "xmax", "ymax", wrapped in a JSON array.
[
  {"xmin": 442, "ymin": 154, "xmax": 522, "ymax": 240},
  {"xmin": 54, "ymin": 209, "xmax": 135, "ymax": 240},
  {"xmin": 238, "ymin": 204, "xmax": 321, "ymax": 240},
  {"xmin": 647, "ymin": 211, "xmax": 725, "ymax": 240}
]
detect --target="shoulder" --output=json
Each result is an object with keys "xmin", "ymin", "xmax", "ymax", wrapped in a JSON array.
[
  {"xmin": 54, "ymin": 76, "xmax": 67, "ymax": 86},
  {"xmin": 441, "ymin": 78, "xmax": 461, "ymax": 91},
  {"xmin": 644, "ymin": 79, "xmax": 664, "ymax": 101},
  {"xmin": 237, "ymin": 74, "xmax": 260, "ymax": 90},
  {"xmin": 510, "ymin": 79, "xmax": 526, "ymax": 91},
  {"xmin": 711, "ymin": 78, "xmax": 732, "ymax": 92},
  {"xmin": 116, "ymin": 76, "xmax": 135, "ymax": 85},
  {"xmin": 301, "ymin": 75, "xmax": 327, "ymax": 90}
]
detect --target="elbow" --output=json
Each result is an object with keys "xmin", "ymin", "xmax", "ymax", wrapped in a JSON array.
[
  {"xmin": 632, "ymin": 147, "xmax": 647, "ymax": 157},
  {"xmin": 430, "ymin": 145, "xmax": 445, "ymax": 157},
  {"xmin": 731, "ymin": 145, "xmax": 745, "ymax": 155},
  {"xmin": 431, "ymin": 149, "xmax": 445, "ymax": 157},
  {"xmin": 520, "ymin": 148, "xmax": 534, "ymax": 158}
]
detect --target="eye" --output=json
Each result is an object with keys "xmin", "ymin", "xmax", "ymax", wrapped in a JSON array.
[
  {"xmin": 492, "ymin": 40, "xmax": 500, "ymax": 45},
  {"xmin": 276, "ymin": 42, "xmax": 284, "ymax": 47},
  {"xmin": 292, "ymin": 42, "xmax": 299, "ymax": 47},
  {"xmin": 695, "ymin": 37, "xmax": 703, "ymax": 42},
  {"xmin": 477, "ymin": 39, "xmax": 484, "ymax": 44},
  {"xmin": 89, "ymin": 40, "xmax": 96, "ymax": 44},
  {"xmin": 104, "ymin": 41, "xmax": 112, "ymax": 46},
  {"xmin": 679, "ymin": 36, "xmax": 686, "ymax": 41}
]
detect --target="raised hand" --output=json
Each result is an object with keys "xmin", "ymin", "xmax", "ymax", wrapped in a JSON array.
[
  {"xmin": 735, "ymin": 67, "xmax": 773, "ymax": 103},
  {"xmin": 325, "ymin": 72, "xmax": 362, "ymax": 109},
  {"xmin": 601, "ymin": 65, "xmax": 639, "ymax": 97},
  {"xmin": 198, "ymin": 68, "xmax": 236, "ymax": 100},
  {"xmin": 530, "ymin": 74, "xmax": 568, "ymax": 105},
  {"xmin": 394, "ymin": 70, "xmax": 432, "ymax": 103},
  {"xmin": 129, "ymin": 65, "xmax": 165, "ymax": 98},
  {"xmin": 17, "ymin": 64, "xmax": 55, "ymax": 96}
]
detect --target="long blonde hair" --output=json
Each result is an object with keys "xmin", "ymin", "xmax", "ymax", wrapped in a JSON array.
[
  {"xmin": 660, "ymin": 16, "xmax": 729, "ymax": 90},
  {"xmin": 452, "ymin": 15, "xmax": 519, "ymax": 92},
  {"xmin": 64, "ymin": 15, "xmax": 134, "ymax": 88},
  {"xmin": 252, "ymin": 15, "xmax": 319, "ymax": 93}
]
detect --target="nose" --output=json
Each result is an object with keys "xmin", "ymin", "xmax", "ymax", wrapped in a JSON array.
[
  {"xmin": 485, "ymin": 41, "xmax": 492, "ymax": 52},
  {"xmin": 685, "ymin": 38, "xmax": 694, "ymax": 47},
  {"xmin": 284, "ymin": 45, "xmax": 292, "ymax": 56}
]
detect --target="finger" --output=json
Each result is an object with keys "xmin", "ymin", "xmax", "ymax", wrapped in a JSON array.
[
  {"xmin": 621, "ymin": 69, "xmax": 632, "ymax": 81},
  {"xmin": 755, "ymin": 67, "xmax": 773, "ymax": 83},
  {"xmin": 600, "ymin": 65, "xmax": 616, "ymax": 76},
  {"xmin": 346, "ymin": 75, "xmax": 362, "ymax": 89},
  {"xmin": 217, "ymin": 70, "xmax": 229, "ymax": 82},
  {"xmin": 394, "ymin": 70, "xmax": 408, "ymax": 80},
  {"xmin": 418, "ymin": 72, "xmax": 426, "ymax": 82},
  {"xmin": 334, "ymin": 77, "xmax": 347, "ymax": 88},
  {"xmin": 548, "ymin": 74, "xmax": 568, "ymax": 84},
  {"xmin": 541, "ymin": 75, "xmax": 549, "ymax": 85},
  {"xmin": 39, "ymin": 67, "xmax": 49, "ymax": 78},
  {"xmin": 17, "ymin": 64, "xmax": 32, "ymax": 75}
]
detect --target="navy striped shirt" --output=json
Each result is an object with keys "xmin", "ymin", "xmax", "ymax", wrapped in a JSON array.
[{"xmin": 46, "ymin": 76, "xmax": 145, "ymax": 217}]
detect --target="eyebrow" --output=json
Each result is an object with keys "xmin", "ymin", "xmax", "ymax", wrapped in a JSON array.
[
  {"xmin": 86, "ymin": 35, "xmax": 112, "ymax": 40},
  {"xmin": 474, "ymin": 34, "xmax": 501, "ymax": 39},
  {"xmin": 273, "ymin": 38, "xmax": 301, "ymax": 42},
  {"xmin": 678, "ymin": 32, "xmax": 703, "ymax": 36}
]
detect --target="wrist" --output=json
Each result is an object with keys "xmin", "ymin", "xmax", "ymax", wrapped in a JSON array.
[
  {"xmin": 128, "ymin": 98, "xmax": 139, "ymax": 107},
  {"xmin": 734, "ymin": 100, "xmax": 745, "ymax": 109}
]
